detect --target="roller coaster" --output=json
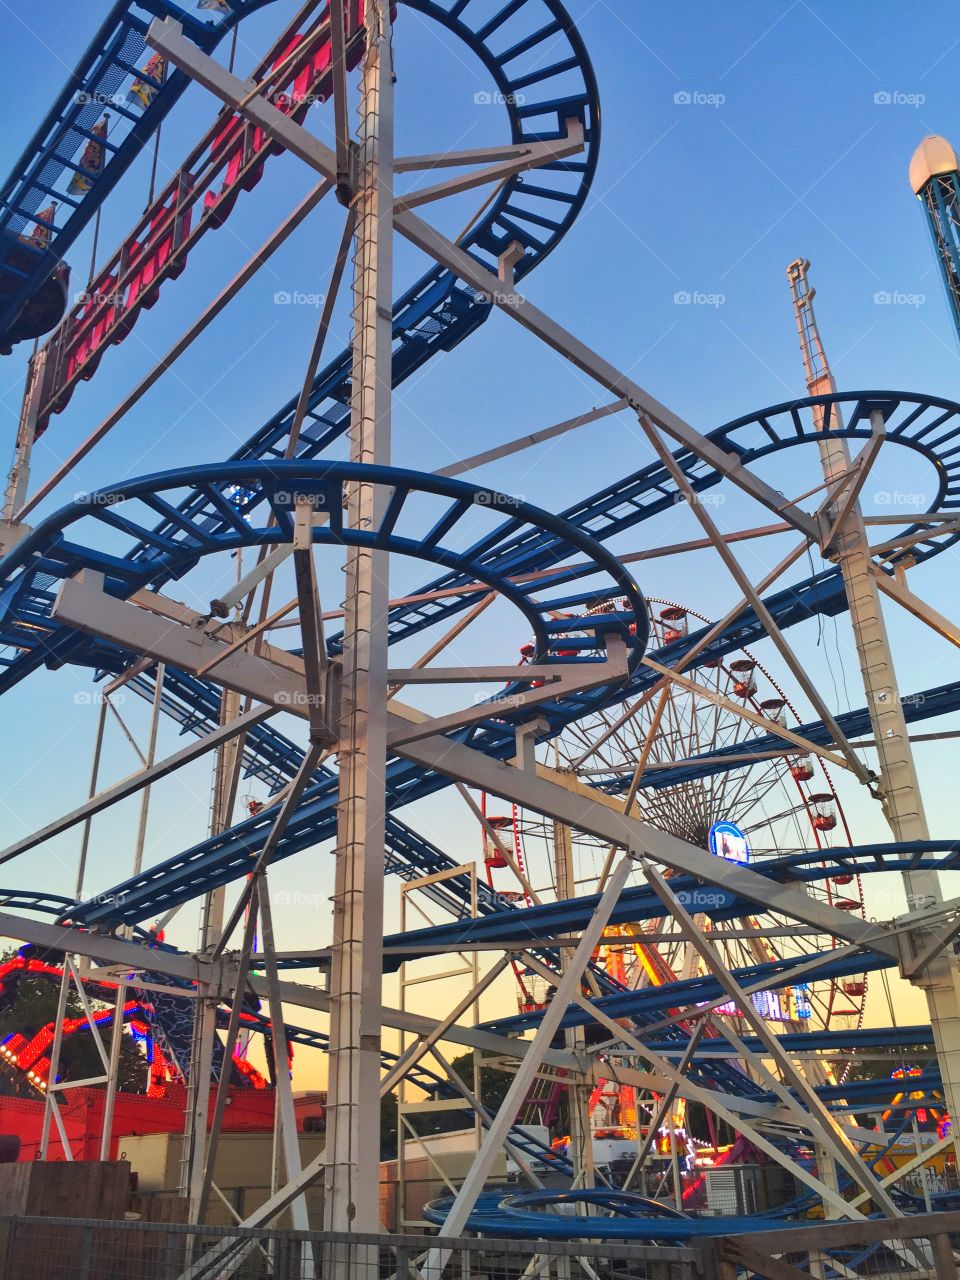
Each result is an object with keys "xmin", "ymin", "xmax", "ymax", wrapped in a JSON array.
[{"xmin": 0, "ymin": 0, "xmax": 958, "ymax": 1269}]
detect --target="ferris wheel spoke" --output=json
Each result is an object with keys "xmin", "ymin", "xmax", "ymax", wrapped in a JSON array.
[{"xmin": 723, "ymin": 763, "xmax": 796, "ymax": 829}]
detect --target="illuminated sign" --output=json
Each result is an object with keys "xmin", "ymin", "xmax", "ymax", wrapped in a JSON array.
[
  {"xmin": 716, "ymin": 984, "xmax": 812, "ymax": 1024},
  {"xmin": 791, "ymin": 983, "xmax": 812, "ymax": 1021},
  {"xmin": 709, "ymin": 820, "xmax": 750, "ymax": 865},
  {"xmin": 717, "ymin": 992, "xmax": 789, "ymax": 1022}
]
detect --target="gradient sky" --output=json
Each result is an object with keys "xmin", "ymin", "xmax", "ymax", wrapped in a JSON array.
[{"xmin": 1, "ymin": 0, "xmax": 960, "ymax": 1066}]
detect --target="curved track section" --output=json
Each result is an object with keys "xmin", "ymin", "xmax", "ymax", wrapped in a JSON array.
[
  {"xmin": 0, "ymin": 458, "xmax": 647, "ymax": 679},
  {"xmin": 1, "ymin": 392, "xmax": 954, "ymax": 695}
]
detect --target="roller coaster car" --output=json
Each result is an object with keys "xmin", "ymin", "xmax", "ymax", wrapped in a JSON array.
[{"xmin": 0, "ymin": 232, "xmax": 69, "ymax": 354}]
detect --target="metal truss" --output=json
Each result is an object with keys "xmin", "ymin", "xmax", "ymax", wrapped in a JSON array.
[{"xmin": 2, "ymin": 0, "xmax": 960, "ymax": 1250}]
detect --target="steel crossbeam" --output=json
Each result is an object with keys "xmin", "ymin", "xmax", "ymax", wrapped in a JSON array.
[{"xmin": 147, "ymin": 16, "xmax": 818, "ymax": 542}]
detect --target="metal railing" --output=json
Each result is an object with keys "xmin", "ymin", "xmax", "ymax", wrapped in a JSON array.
[{"xmin": 0, "ymin": 1215, "xmax": 701, "ymax": 1279}]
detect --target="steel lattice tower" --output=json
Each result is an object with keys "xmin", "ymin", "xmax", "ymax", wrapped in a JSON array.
[{"xmin": 910, "ymin": 134, "xmax": 960, "ymax": 344}]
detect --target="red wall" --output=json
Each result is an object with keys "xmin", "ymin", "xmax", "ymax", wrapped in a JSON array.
[{"xmin": 0, "ymin": 1086, "xmax": 314, "ymax": 1162}]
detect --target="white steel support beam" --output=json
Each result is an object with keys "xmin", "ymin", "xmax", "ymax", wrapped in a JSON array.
[
  {"xmin": 871, "ymin": 566, "xmax": 960, "ymax": 650},
  {"xmin": 554, "ymin": 819, "xmax": 594, "ymax": 1190},
  {"xmin": 101, "ymin": 664, "xmax": 165, "ymax": 1160},
  {"xmin": 1, "ymin": 343, "xmax": 49, "ymax": 547},
  {"xmin": 869, "ymin": 521, "xmax": 960, "ymax": 559},
  {"xmin": 0, "ymin": 704, "xmax": 275, "ymax": 864},
  {"xmin": 198, "ymin": 878, "xmax": 262, "ymax": 1221},
  {"xmin": 642, "ymin": 656, "xmax": 853, "ymax": 773},
  {"xmin": 213, "ymin": 740, "xmax": 328, "ymax": 958},
  {"xmin": 53, "ymin": 571, "xmax": 633, "ymax": 771},
  {"xmin": 427, "ymin": 1046, "xmax": 545, "ymax": 1191},
  {"xmin": 210, "ymin": 544, "xmax": 293, "ymax": 617},
  {"xmin": 323, "ymin": 0, "xmax": 394, "ymax": 1242},
  {"xmin": 621, "ymin": 1021, "xmax": 706, "ymax": 1190},
  {"xmin": 146, "ymin": 17, "xmax": 818, "ymax": 538},
  {"xmin": 394, "ymin": 123, "xmax": 583, "ymax": 212},
  {"xmin": 638, "ymin": 860, "xmax": 900, "ymax": 1217},
  {"xmin": 257, "ymin": 887, "xmax": 310, "ymax": 1231},
  {"xmin": 821, "ymin": 426, "xmax": 886, "ymax": 550},
  {"xmin": 455, "ymin": 783, "xmax": 542, "ymax": 905},
  {"xmin": 390, "ymin": 723, "xmax": 900, "ymax": 957},
  {"xmin": 421, "ymin": 855, "xmax": 635, "ymax": 1278},
  {"xmin": 639, "ymin": 415, "xmax": 873, "ymax": 786},
  {"xmin": 574, "ymin": 995, "xmax": 866, "ymax": 1219},
  {"xmin": 50, "ymin": 572, "xmax": 898, "ymax": 955},
  {"xmin": 387, "ymin": 634, "xmax": 628, "ymax": 747},
  {"xmin": 379, "ymin": 955, "xmax": 511, "ymax": 1096},
  {"xmin": 571, "ymin": 540, "xmax": 810, "ymax": 772},
  {"xmin": 292, "ymin": 496, "xmax": 335, "ymax": 745},
  {"xmin": 396, "ymin": 134, "xmax": 586, "ymax": 173},
  {"xmin": 54, "ymin": 572, "xmax": 310, "ymax": 709},
  {"xmin": 185, "ymin": 685, "xmax": 241, "ymax": 1213},
  {"xmin": 0, "ymin": 905, "xmax": 774, "ymax": 1111},
  {"xmin": 434, "ymin": 400, "xmax": 628, "ymax": 479},
  {"xmin": 327, "ymin": 0, "xmax": 352, "ymax": 195}
]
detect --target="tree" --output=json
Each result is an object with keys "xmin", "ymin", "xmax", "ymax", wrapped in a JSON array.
[
  {"xmin": 0, "ymin": 950, "xmax": 147, "ymax": 1097},
  {"xmin": 380, "ymin": 1050, "xmax": 519, "ymax": 1160},
  {"xmin": 448, "ymin": 1051, "xmax": 514, "ymax": 1116}
]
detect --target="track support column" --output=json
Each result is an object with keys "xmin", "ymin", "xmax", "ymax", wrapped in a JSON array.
[
  {"xmin": 553, "ymin": 819, "xmax": 595, "ymax": 1190},
  {"xmin": 323, "ymin": 0, "xmax": 394, "ymax": 1240},
  {"xmin": 817, "ymin": 413, "xmax": 960, "ymax": 1147}
]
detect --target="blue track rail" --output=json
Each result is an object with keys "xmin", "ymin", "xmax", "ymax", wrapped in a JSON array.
[{"xmin": 68, "ymin": 598, "xmax": 960, "ymax": 925}]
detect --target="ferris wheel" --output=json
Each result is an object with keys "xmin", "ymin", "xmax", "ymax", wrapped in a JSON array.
[{"xmin": 480, "ymin": 598, "xmax": 869, "ymax": 1037}]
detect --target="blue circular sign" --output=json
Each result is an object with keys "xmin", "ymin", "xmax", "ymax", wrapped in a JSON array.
[{"xmin": 708, "ymin": 820, "xmax": 750, "ymax": 864}]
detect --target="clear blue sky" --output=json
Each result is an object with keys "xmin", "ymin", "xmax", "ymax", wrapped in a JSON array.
[{"xmin": 0, "ymin": 1, "xmax": 959, "ymax": 1037}]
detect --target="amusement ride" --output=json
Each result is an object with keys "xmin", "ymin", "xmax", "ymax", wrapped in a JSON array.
[{"xmin": 0, "ymin": 1, "xmax": 959, "ymax": 1275}]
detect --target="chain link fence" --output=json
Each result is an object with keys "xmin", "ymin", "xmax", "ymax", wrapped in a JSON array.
[{"xmin": 0, "ymin": 1215, "xmax": 701, "ymax": 1280}]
